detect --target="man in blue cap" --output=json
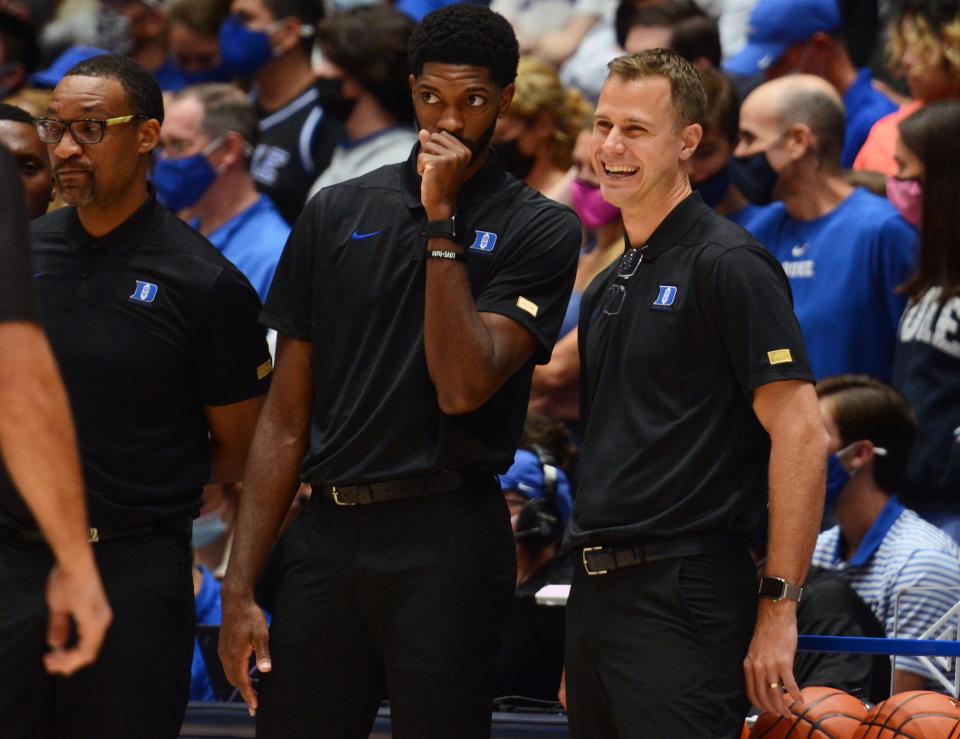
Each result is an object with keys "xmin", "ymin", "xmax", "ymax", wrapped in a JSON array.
[{"xmin": 724, "ymin": 0, "xmax": 896, "ymax": 167}]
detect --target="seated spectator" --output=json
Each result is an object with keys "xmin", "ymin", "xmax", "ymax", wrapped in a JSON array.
[
  {"xmin": 529, "ymin": 125, "xmax": 622, "ymax": 425},
  {"xmin": 724, "ymin": 0, "xmax": 897, "ymax": 168},
  {"xmin": 891, "ymin": 101, "xmax": 960, "ymax": 518},
  {"xmin": 812, "ymin": 375, "xmax": 960, "ymax": 693},
  {"xmin": 0, "ymin": 102, "xmax": 52, "ymax": 219},
  {"xmin": 795, "ymin": 566, "xmax": 890, "ymax": 703},
  {"xmin": 157, "ymin": 82, "xmax": 288, "ymax": 302},
  {"xmin": 0, "ymin": 7, "xmax": 38, "ymax": 98},
  {"xmin": 495, "ymin": 437, "xmax": 574, "ymax": 701},
  {"xmin": 164, "ymin": 0, "xmax": 234, "ymax": 87},
  {"xmin": 854, "ymin": 0, "xmax": 960, "ymax": 176},
  {"xmin": 734, "ymin": 74, "xmax": 916, "ymax": 382},
  {"xmin": 306, "ymin": 6, "xmax": 416, "ymax": 200},
  {"xmin": 492, "ymin": 56, "xmax": 591, "ymax": 203},
  {"xmin": 557, "ymin": 0, "xmax": 624, "ymax": 104},
  {"xmin": 619, "ymin": 0, "xmax": 721, "ymax": 68},
  {"xmin": 690, "ymin": 67, "xmax": 763, "ymax": 228},
  {"xmin": 222, "ymin": 0, "xmax": 343, "ymax": 224}
]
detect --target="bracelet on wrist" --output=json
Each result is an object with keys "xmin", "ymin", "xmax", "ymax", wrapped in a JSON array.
[{"xmin": 426, "ymin": 248, "xmax": 467, "ymax": 262}]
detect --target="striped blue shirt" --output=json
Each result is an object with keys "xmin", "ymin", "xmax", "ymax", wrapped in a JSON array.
[{"xmin": 812, "ymin": 498, "xmax": 960, "ymax": 686}]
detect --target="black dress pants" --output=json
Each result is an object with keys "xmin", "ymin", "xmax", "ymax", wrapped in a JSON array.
[
  {"xmin": 565, "ymin": 550, "xmax": 757, "ymax": 739},
  {"xmin": 256, "ymin": 478, "xmax": 516, "ymax": 739},
  {"xmin": 0, "ymin": 531, "xmax": 195, "ymax": 739}
]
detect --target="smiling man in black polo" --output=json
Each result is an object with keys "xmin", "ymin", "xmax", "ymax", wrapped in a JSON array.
[
  {"xmin": 218, "ymin": 5, "xmax": 580, "ymax": 738},
  {"xmin": 565, "ymin": 50, "xmax": 830, "ymax": 737}
]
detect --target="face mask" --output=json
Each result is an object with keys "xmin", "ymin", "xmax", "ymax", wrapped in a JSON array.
[
  {"xmin": 729, "ymin": 151, "xmax": 778, "ymax": 206},
  {"xmin": 219, "ymin": 16, "xmax": 275, "ymax": 77},
  {"xmin": 693, "ymin": 165, "xmax": 731, "ymax": 209},
  {"xmin": 570, "ymin": 179, "xmax": 620, "ymax": 230},
  {"xmin": 178, "ymin": 62, "xmax": 235, "ymax": 86},
  {"xmin": 886, "ymin": 176, "xmax": 923, "ymax": 229},
  {"xmin": 824, "ymin": 442, "xmax": 888, "ymax": 508},
  {"xmin": 153, "ymin": 137, "xmax": 224, "ymax": 212},
  {"xmin": 192, "ymin": 510, "xmax": 229, "ymax": 548},
  {"xmin": 315, "ymin": 77, "xmax": 357, "ymax": 123},
  {"xmin": 495, "ymin": 137, "xmax": 536, "ymax": 180}
]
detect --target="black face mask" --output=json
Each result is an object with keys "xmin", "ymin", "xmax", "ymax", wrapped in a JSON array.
[
  {"xmin": 315, "ymin": 77, "xmax": 357, "ymax": 123},
  {"xmin": 728, "ymin": 151, "xmax": 778, "ymax": 206},
  {"xmin": 693, "ymin": 165, "xmax": 731, "ymax": 208},
  {"xmin": 494, "ymin": 137, "xmax": 536, "ymax": 180}
]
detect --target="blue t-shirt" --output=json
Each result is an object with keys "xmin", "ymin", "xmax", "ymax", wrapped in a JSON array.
[
  {"xmin": 841, "ymin": 69, "xmax": 898, "ymax": 169},
  {"xmin": 727, "ymin": 202, "xmax": 766, "ymax": 232},
  {"xmin": 192, "ymin": 195, "xmax": 290, "ymax": 303},
  {"xmin": 748, "ymin": 188, "xmax": 917, "ymax": 381},
  {"xmin": 190, "ymin": 566, "xmax": 222, "ymax": 702}
]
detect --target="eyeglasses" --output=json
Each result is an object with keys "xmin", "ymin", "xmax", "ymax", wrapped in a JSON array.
[
  {"xmin": 601, "ymin": 247, "xmax": 644, "ymax": 316},
  {"xmin": 35, "ymin": 114, "xmax": 148, "ymax": 145}
]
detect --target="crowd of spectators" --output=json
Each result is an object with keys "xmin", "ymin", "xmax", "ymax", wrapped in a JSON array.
[{"xmin": 2, "ymin": 0, "xmax": 960, "ymax": 712}]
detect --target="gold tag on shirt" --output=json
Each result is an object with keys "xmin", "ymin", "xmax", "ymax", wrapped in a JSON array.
[
  {"xmin": 767, "ymin": 349, "xmax": 793, "ymax": 365},
  {"xmin": 517, "ymin": 296, "xmax": 539, "ymax": 317},
  {"xmin": 257, "ymin": 359, "xmax": 274, "ymax": 380}
]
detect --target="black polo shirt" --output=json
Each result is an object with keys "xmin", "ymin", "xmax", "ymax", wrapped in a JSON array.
[
  {"xmin": 0, "ymin": 190, "xmax": 273, "ymax": 530},
  {"xmin": 0, "ymin": 146, "xmax": 34, "ymax": 323},
  {"xmin": 568, "ymin": 192, "xmax": 813, "ymax": 548},
  {"xmin": 262, "ymin": 145, "xmax": 581, "ymax": 485}
]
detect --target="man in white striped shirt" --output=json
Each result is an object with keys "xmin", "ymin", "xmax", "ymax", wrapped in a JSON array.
[{"xmin": 812, "ymin": 375, "xmax": 960, "ymax": 693}]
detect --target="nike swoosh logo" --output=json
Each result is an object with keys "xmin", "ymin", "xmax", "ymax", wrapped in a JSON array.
[
  {"xmin": 351, "ymin": 229, "xmax": 382, "ymax": 240},
  {"xmin": 32, "ymin": 272, "xmax": 51, "ymax": 278}
]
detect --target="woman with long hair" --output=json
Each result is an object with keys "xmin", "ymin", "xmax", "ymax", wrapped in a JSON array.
[{"xmin": 891, "ymin": 100, "xmax": 960, "ymax": 517}]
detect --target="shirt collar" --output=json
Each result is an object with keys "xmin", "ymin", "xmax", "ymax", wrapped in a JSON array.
[
  {"xmin": 838, "ymin": 496, "xmax": 906, "ymax": 567},
  {"xmin": 64, "ymin": 184, "xmax": 164, "ymax": 256},
  {"xmin": 623, "ymin": 191, "xmax": 711, "ymax": 261},
  {"xmin": 400, "ymin": 142, "xmax": 509, "ymax": 212}
]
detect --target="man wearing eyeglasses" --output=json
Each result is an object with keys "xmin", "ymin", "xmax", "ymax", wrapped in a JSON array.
[
  {"xmin": 0, "ymin": 54, "xmax": 271, "ymax": 738},
  {"xmin": 564, "ymin": 50, "xmax": 830, "ymax": 737}
]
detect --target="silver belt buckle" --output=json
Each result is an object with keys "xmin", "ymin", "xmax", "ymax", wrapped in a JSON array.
[
  {"xmin": 88, "ymin": 527, "xmax": 100, "ymax": 543},
  {"xmin": 330, "ymin": 486, "xmax": 355, "ymax": 506},
  {"xmin": 582, "ymin": 546, "xmax": 608, "ymax": 575}
]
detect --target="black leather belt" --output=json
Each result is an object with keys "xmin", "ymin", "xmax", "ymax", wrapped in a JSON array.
[
  {"xmin": 318, "ymin": 471, "xmax": 463, "ymax": 506},
  {"xmin": 581, "ymin": 532, "xmax": 746, "ymax": 575},
  {"xmin": 5, "ymin": 518, "xmax": 191, "ymax": 545}
]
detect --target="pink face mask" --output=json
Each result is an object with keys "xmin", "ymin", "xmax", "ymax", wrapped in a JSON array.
[
  {"xmin": 570, "ymin": 179, "xmax": 620, "ymax": 230},
  {"xmin": 886, "ymin": 176, "xmax": 923, "ymax": 229}
]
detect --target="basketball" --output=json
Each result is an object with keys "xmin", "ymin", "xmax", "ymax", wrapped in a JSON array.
[
  {"xmin": 853, "ymin": 690, "xmax": 960, "ymax": 738},
  {"xmin": 751, "ymin": 686, "xmax": 868, "ymax": 738}
]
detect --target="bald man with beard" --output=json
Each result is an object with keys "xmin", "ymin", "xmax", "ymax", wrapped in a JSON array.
[{"xmin": 732, "ymin": 74, "xmax": 917, "ymax": 383}]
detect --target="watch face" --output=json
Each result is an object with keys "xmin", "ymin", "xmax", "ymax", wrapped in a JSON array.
[{"xmin": 758, "ymin": 577, "xmax": 786, "ymax": 599}]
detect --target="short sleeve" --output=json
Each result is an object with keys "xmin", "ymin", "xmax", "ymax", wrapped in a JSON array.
[
  {"xmin": 0, "ymin": 146, "xmax": 36, "ymax": 323},
  {"xmin": 198, "ymin": 268, "xmax": 273, "ymax": 406},
  {"xmin": 869, "ymin": 214, "xmax": 917, "ymax": 337},
  {"xmin": 260, "ymin": 201, "xmax": 319, "ymax": 340},
  {"xmin": 475, "ymin": 206, "xmax": 581, "ymax": 364},
  {"xmin": 708, "ymin": 244, "xmax": 814, "ymax": 394}
]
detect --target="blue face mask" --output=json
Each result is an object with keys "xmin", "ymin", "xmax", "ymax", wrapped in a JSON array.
[
  {"xmin": 152, "ymin": 137, "xmax": 224, "ymax": 212},
  {"xmin": 729, "ymin": 151, "xmax": 778, "ymax": 206},
  {"xmin": 218, "ymin": 16, "xmax": 274, "ymax": 77},
  {"xmin": 177, "ymin": 62, "xmax": 235, "ymax": 86},
  {"xmin": 192, "ymin": 510, "xmax": 229, "ymax": 548},
  {"xmin": 693, "ymin": 165, "xmax": 731, "ymax": 208},
  {"xmin": 825, "ymin": 442, "xmax": 888, "ymax": 508}
]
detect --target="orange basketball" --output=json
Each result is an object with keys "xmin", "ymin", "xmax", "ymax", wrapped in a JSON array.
[
  {"xmin": 751, "ymin": 686, "xmax": 868, "ymax": 739},
  {"xmin": 853, "ymin": 690, "xmax": 960, "ymax": 738}
]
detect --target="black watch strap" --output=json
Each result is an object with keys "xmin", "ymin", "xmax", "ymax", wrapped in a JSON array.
[{"xmin": 421, "ymin": 215, "xmax": 457, "ymax": 240}]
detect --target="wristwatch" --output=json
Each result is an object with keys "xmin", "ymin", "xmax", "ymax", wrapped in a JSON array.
[
  {"xmin": 758, "ymin": 576, "xmax": 803, "ymax": 603},
  {"xmin": 421, "ymin": 215, "xmax": 457, "ymax": 241}
]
